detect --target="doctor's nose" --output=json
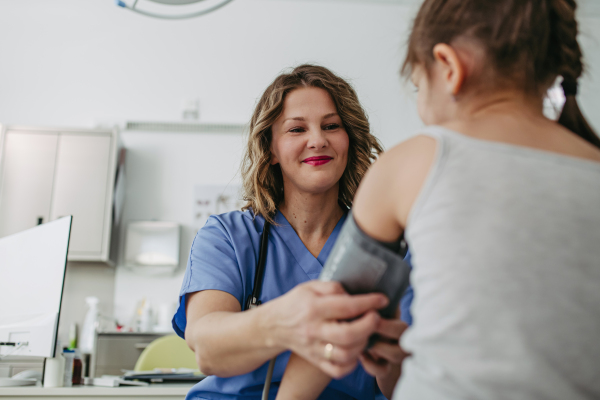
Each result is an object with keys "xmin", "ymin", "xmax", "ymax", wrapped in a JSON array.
[{"xmin": 307, "ymin": 129, "xmax": 328, "ymax": 149}]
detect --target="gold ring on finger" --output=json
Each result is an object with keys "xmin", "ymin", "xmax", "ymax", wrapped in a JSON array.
[{"xmin": 324, "ymin": 343, "xmax": 334, "ymax": 361}]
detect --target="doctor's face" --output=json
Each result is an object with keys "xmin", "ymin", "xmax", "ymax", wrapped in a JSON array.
[{"xmin": 270, "ymin": 87, "xmax": 349, "ymax": 197}]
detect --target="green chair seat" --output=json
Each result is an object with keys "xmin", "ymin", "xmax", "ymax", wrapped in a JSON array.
[{"xmin": 134, "ymin": 334, "xmax": 199, "ymax": 372}]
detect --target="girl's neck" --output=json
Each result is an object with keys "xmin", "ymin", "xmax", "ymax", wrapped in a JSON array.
[
  {"xmin": 459, "ymin": 89, "xmax": 545, "ymax": 122},
  {"xmin": 278, "ymin": 184, "xmax": 344, "ymax": 256},
  {"xmin": 443, "ymin": 89, "xmax": 549, "ymax": 140}
]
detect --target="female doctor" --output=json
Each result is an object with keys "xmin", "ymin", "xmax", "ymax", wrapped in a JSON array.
[{"xmin": 172, "ymin": 64, "xmax": 409, "ymax": 399}]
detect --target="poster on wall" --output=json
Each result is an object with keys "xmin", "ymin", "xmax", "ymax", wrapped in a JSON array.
[{"xmin": 193, "ymin": 184, "xmax": 244, "ymax": 231}]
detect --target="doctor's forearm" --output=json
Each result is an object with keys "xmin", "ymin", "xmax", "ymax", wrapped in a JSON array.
[{"xmin": 186, "ymin": 306, "xmax": 285, "ymax": 377}]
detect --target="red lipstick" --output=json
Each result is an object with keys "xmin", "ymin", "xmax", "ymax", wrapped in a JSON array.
[{"xmin": 303, "ymin": 156, "xmax": 333, "ymax": 166}]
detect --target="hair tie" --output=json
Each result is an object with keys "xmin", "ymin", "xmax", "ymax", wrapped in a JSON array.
[{"xmin": 562, "ymin": 79, "xmax": 578, "ymax": 96}]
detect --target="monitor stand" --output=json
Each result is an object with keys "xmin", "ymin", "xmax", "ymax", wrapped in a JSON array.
[
  {"xmin": 0, "ymin": 369, "xmax": 42, "ymax": 387},
  {"xmin": 0, "ymin": 377, "xmax": 37, "ymax": 387}
]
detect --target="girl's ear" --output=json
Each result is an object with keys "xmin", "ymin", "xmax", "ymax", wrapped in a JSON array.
[{"xmin": 432, "ymin": 43, "xmax": 466, "ymax": 96}]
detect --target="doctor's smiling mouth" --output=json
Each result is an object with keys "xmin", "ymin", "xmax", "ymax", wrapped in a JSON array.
[{"xmin": 302, "ymin": 156, "xmax": 333, "ymax": 166}]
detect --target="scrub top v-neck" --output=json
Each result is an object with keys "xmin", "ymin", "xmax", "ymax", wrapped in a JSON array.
[{"xmin": 172, "ymin": 209, "xmax": 378, "ymax": 400}]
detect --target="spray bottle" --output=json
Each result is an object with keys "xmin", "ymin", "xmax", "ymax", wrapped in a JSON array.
[{"xmin": 80, "ymin": 297, "xmax": 99, "ymax": 354}]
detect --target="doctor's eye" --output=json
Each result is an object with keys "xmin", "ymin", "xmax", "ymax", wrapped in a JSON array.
[
  {"xmin": 288, "ymin": 127, "xmax": 306, "ymax": 134},
  {"xmin": 323, "ymin": 124, "xmax": 340, "ymax": 130}
]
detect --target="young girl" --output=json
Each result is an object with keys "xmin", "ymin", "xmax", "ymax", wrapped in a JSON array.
[{"xmin": 277, "ymin": 0, "xmax": 600, "ymax": 399}]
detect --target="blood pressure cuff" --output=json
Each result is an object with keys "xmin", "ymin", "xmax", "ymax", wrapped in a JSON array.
[{"xmin": 319, "ymin": 212, "xmax": 411, "ymax": 319}]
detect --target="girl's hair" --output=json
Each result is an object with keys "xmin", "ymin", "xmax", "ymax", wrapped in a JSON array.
[
  {"xmin": 241, "ymin": 64, "xmax": 383, "ymax": 224},
  {"xmin": 401, "ymin": 0, "xmax": 600, "ymax": 149}
]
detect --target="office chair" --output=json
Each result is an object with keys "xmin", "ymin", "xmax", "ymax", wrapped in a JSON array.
[{"xmin": 134, "ymin": 334, "xmax": 199, "ymax": 372}]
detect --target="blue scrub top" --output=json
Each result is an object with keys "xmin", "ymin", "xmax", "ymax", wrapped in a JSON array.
[
  {"xmin": 399, "ymin": 251, "xmax": 413, "ymax": 326},
  {"xmin": 173, "ymin": 209, "xmax": 413, "ymax": 400}
]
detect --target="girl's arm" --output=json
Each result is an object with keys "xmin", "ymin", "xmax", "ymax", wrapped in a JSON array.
[
  {"xmin": 276, "ymin": 354, "xmax": 331, "ymax": 400},
  {"xmin": 277, "ymin": 317, "xmax": 409, "ymax": 400},
  {"xmin": 353, "ymin": 135, "xmax": 436, "ymax": 241}
]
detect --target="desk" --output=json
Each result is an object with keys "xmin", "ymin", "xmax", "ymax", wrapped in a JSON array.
[{"xmin": 0, "ymin": 384, "xmax": 194, "ymax": 400}]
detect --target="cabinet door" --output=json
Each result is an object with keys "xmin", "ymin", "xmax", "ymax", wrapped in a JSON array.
[
  {"xmin": 50, "ymin": 134, "xmax": 112, "ymax": 255},
  {"xmin": 0, "ymin": 131, "xmax": 58, "ymax": 237}
]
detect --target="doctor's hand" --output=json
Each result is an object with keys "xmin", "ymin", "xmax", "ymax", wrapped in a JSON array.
[
  {"xmin": 263, "ymin": 280, "xmax": 388, "ymax": 379},
  {"xmin": 359, "ymin": 314, "xmax": 410, "ymax": 399}
]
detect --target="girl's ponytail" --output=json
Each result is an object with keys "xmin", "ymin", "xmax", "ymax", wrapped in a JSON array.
[
  {"xmin": 549, "ymin": 0, "xmax": 600, "ymax": 148},
  {"xmin": 558, "ymin": 80, "xmax": 600, "ymax": 148}
]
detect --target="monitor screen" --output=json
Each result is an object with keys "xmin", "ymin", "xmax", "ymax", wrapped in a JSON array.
[{"xmin": 0, "ymin": 216, "xmax": 71, "ymax": 358}]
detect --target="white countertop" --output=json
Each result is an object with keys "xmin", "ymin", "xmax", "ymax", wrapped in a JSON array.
[{"xmin": 0, "ymin": 384, "xmax": 194, "ymax": 398}]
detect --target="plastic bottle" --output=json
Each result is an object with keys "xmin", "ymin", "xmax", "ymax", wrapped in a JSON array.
[
  {"xmin": 68, "ymin": 323, "xmax": 77, "ymax": 349},
  {"xmin": 80, "ymin": 297, "xmax": 99, "ymax": 354},
  {"xmin": 72, "ymin": 349, "xmax": 83, "ymax": 385},
  {"xmin": 139, "ymin": 299, "xmax": 152, "ymax": 332},
  {"xmin": 62, "ymin": 349, "xmax": 74, "ymax": 387}
]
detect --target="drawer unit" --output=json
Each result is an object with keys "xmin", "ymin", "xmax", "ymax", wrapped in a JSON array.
[{"xmin": 92, "ymin": 332, "xmax": 166, "ymax": 377}]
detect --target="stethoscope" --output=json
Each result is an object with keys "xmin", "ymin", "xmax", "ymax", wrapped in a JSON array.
[{"xmin": 244, "ymin": 220, "xmax": 275, "ymax": 400}]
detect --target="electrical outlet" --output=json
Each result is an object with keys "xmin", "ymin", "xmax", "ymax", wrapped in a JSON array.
[{"xmin": 182, "ymin": 98, "xmax": 200, "ymax": 120}]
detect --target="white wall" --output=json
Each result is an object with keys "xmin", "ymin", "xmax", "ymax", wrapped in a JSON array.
[
  {"xmin": 579, "ymin": 16, "xmax": 600, "ymax": 126},
  {"xmin": 0, "ymin": 0, "xmax": 599, "ymax": 337},
  {"xmin": 113, "ymin": 130, "xmax": 246, "ymax": 326},
  {"xmin": 58, "ymin": 262, "xmax": 116, "ymax": 343},
  {"xmin": 0, "ymin": 0, "xmax": 422, "ymax": 147}
]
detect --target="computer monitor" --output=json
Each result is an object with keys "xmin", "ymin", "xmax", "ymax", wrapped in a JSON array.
[{"xmin": 0, "ymin": 216, "xmax": 72, "ymax": 359}]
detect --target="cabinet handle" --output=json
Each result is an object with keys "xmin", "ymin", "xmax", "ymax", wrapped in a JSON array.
[
  {"xmin": 134, "ymin": 343, "xmax": 149, "ymax": 350},
  {"xmin": 37, "ymin": 217, "xmax": 43, "ymax": 225}
]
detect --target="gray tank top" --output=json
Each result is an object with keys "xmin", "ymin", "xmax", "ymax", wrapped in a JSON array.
[{"xmin": 394, "ymin": 126, "xmax": 600, "ymax": 400}]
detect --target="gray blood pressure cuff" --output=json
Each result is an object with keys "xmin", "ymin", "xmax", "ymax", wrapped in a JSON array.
[{"xmin": 320, "ymin": 212, "xmax": 411, "ymax": 319}]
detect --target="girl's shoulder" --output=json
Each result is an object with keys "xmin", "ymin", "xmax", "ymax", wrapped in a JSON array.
[{"xmin": 354, "ymin": 133, "xmax": 438, "ymax": 233}]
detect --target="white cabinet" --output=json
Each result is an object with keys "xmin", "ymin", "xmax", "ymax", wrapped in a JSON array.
[
  {"xmin": 51, "ymin": 134, "xmax": 112, "ymax": 255},
  {"xmin": 0, "ymin": 131, "xmax": 58, "ymax": 236},
  {"xmin": 0, "ymin": 125, "xmax": 122, "ymax": 263}
]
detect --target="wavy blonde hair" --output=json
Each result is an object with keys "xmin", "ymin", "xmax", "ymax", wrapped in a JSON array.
[{"xmin": 241, "ymin": 64, "xmax": 383, "ymax": 224}]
